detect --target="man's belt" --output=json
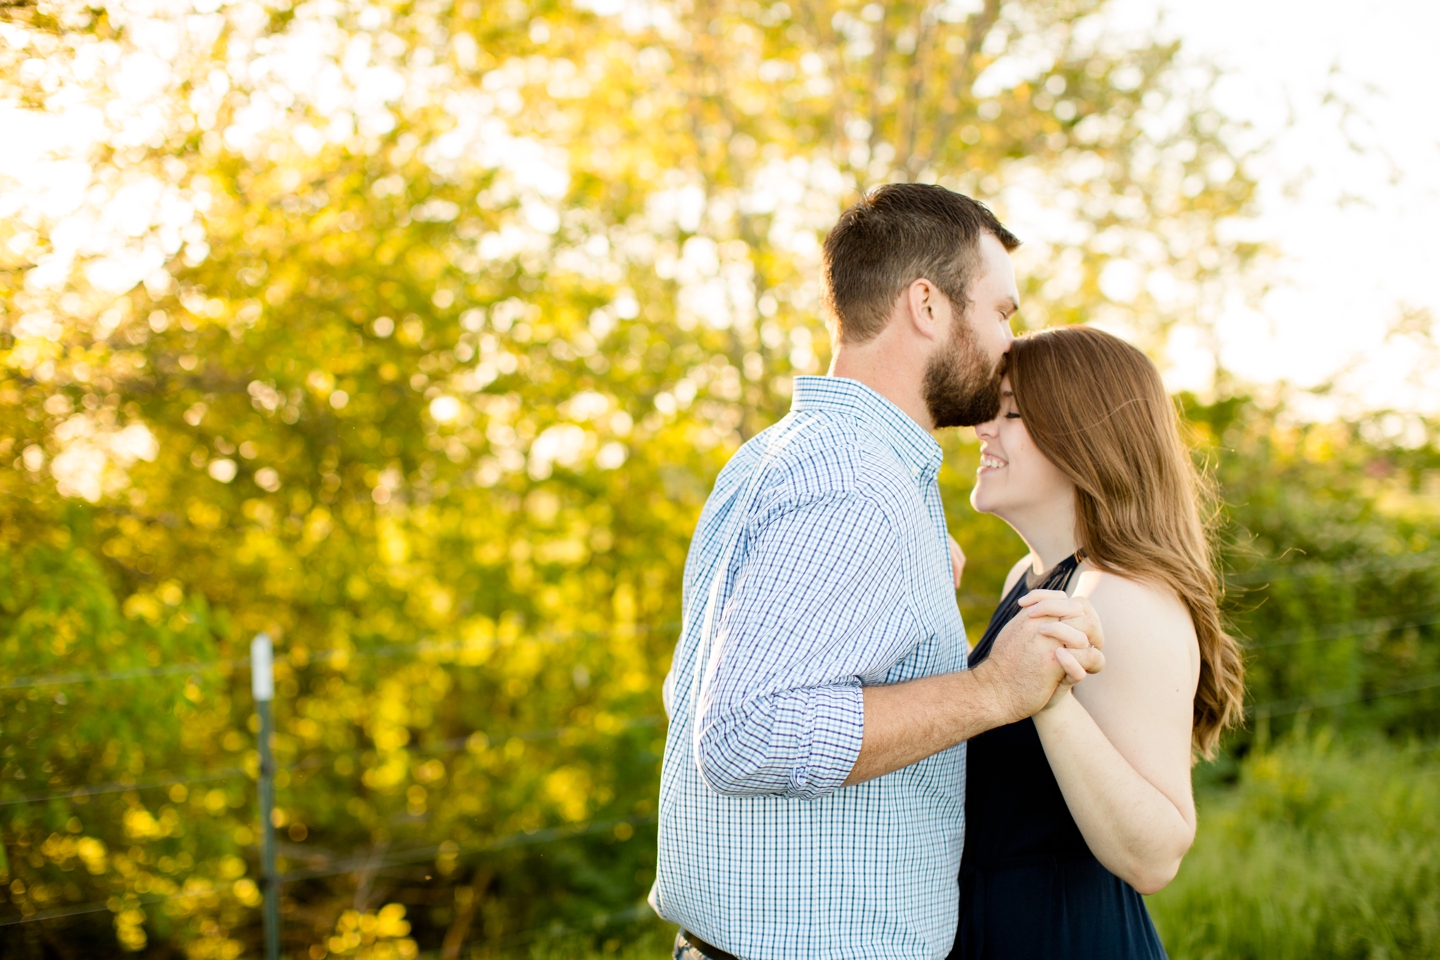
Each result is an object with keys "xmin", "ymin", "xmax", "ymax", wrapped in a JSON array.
[{"xmin": 682, "ymin": 930, "xmax": 742, "ymax": 960}]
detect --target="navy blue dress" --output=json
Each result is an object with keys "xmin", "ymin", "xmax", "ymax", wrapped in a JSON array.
[{"xmin": 950, "ymin": 554, "xmax": 1168, "ymax": 960}]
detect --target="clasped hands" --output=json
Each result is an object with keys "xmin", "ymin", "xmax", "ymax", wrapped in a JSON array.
[
  {"xmin": 1017, "ymin": 589, "xmax": 1105, "ymax": 682},
  {"xmin": 984, "ymin": 589, "xmax": 1106, "ymax": 722},
  {"xmin": 947, "ymin": 535, "xmax": 1103, "ymax": 718}
]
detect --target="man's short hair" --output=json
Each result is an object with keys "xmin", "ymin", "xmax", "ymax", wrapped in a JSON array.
[{"xmin": 822, "ymin": 183, "xmax": 1021, "ymax": 344}]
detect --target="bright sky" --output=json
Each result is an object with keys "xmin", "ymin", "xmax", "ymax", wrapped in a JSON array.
[{"xmin": 1127, "ymin": 0, "xmax": 1440, "ymax": 418}]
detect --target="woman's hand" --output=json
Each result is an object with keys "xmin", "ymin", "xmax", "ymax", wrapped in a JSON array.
[{"xmin": 948, "ymin": 535, "xmax": 965, "ymax": 590}]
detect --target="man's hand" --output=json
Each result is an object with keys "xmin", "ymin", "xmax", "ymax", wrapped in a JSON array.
[
  {"xmin": 948, "ymin": 535, "xmax": 966, "ymax": 590},
  {"xmin": 977, "ymin": 590, "xmax": 1105, "ymax": 724}
]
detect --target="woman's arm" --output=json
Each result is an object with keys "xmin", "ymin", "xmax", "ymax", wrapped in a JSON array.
[{"xmin": 1032, "ymin": 571, "xmax": 1200, "ymax": 894}]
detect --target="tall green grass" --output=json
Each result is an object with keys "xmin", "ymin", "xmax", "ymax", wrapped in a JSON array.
[{"xmin": 1150, "ymin": 734, "xmax": 1440, "ymax": 959}]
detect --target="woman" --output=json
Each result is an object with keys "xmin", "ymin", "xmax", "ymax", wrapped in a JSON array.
[{"xmin": 950, "ymin": 326, "xmax": 1245, "ymax": 959}]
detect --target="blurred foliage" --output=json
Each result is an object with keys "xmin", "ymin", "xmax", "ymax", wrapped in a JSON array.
[
  {"xmin": 0, "ymin": 0, "xmax": 1436, "ymax": 956},
  {"xmin": 1189, "ymin": 394, "xmax": 1440, "ymax": 750}
]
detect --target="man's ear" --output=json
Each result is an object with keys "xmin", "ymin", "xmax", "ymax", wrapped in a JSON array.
[{"xmin": 904, "ymin": 278, "xmax": 942, "ymax": 342}]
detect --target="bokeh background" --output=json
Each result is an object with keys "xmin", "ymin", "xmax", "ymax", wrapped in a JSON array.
[{"xmin": 2, "ymin": 0, "xmax": 1438, "ymax": 957}]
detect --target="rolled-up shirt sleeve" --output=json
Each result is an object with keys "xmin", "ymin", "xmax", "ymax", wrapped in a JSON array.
[{"xmin": 691, "ymin": 491, "xmax": 916, "ymax": 800}]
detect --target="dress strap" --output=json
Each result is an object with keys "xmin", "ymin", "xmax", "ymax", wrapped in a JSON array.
[{"xmin": 1022, "ymin": 551, "xmax": 1084, "ymax": 593}]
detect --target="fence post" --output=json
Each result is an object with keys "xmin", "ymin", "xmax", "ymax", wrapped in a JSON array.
[{"xmin": 251, "ymin": 633, "xmax": 281, "ymax": 960}]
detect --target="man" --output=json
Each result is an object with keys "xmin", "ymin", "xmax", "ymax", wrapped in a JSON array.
[{"xmin": 649, "ymin": 184, "xmax": 1105, "ymax": 960}]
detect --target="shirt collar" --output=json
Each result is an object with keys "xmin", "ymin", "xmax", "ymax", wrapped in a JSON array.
[{"xmin": 790, "ymin": 375, "xmax": 943, "ymax": 480}]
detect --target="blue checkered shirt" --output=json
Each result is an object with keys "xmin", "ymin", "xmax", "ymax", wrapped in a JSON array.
[{"xmin": 649, "ymin": 376, "xmax": 970, "ymax": 960}]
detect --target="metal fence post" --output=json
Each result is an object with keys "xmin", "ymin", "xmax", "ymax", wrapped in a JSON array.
[{"xmin": 251, "ymin": 633, "xmax": 281, "ymax": 960}]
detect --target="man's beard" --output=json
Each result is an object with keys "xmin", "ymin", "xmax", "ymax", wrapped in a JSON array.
[{"xmin": 922, "ymin": 318, "xmax": 1003, "ymax": 428}]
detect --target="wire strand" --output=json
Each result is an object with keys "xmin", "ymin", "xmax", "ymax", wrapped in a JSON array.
[
  {"xmin": 0, "ymin": 623, "xmax": 679, "ymax": 691},
  {"xmin": 282, "ymin": 714, "xmax": 663, "ymax": 773},
  {"xmin": 1, "ymin": 716, "xmax": 663, "ymax": 808},
  {"xmin": 0, "ymin": 770, "xmax": 245, "ymax": 808},
  {"xmin": 0, "ymin": 658, "xmax": 246, "ymax": 691},
  {"xmin": 1227, "ymin": 550, "xmax": 1440, "ymax": 586},
  {"xmin": 1239, "ymin": 610, "xmax": 1440, "ymax": 650},
  {"xmin": 1249, "ymin": 671, "xmax": 1440, "ymax": 719},
  {"xmin": 0, "ymin": 887, "xmax": 217, "ymax": 928},
  {"xmin": 278, "ymin": 814, "xmax": 656, "ymax": 884}
]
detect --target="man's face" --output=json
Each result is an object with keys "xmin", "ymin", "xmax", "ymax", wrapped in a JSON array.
[{"xmin": 922, "ymin": 232, "xmax": 1020, "ymax": 428}]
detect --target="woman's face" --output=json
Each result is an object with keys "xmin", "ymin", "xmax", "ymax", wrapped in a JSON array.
[{"xmin": 970, "ymin": 376, "xmax": 1075, "ymax": 521}]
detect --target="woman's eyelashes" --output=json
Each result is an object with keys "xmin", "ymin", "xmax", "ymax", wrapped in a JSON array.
[{"xmin": 1005, "ymin": 411, "xmax": 1022, "ymax": 420}]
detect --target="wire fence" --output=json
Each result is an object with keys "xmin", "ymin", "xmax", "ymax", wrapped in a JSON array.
[
  {"xmin": 3, "ymin": 549, "xmax": 1440, "ymax": 945},
  {"xmin": 4, "ymin": 556, "xmax": 1438, "ymax": 818},
  {"xmin": 0, "ymin": 621, "xmax": 671, "ymax": 944}
]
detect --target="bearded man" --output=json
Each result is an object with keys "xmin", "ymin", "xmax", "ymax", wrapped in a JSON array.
[{"xmin": 648, "ymin": 183, "xmax": 1106, "ymax": 960}]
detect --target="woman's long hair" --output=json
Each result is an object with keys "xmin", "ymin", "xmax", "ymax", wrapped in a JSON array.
[{"xmin": 1006, "ymin": 326, "xmax": 1244, "ymax": 758}]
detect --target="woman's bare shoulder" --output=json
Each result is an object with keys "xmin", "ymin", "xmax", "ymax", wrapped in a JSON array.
[
  {"xmin": 1075, "ymin": 569, "xmax": 1199, "ymax": 675},
  {"xmin": 1076, "ymin": 568, "xmax": 1189, "ymax": 616}
]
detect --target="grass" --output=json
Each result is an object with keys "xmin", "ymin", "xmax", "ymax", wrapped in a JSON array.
[{"xmin": 1149, "ymin": 733, "xmax": 1440, "ymax": 959}]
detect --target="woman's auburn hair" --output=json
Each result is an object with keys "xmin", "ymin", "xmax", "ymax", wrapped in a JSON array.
[{"xmin": 1006, "ymin": 325, "xmax": 1244, "ymax": 758}]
